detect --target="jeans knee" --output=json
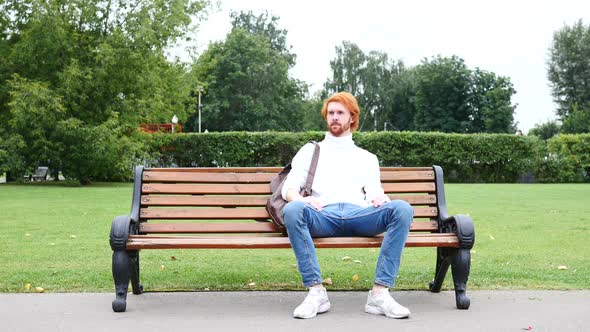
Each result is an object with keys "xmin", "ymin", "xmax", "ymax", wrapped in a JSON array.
[
  {"xmin": 384, "ymin": 200, "xmax": 413, "ymax": 226},
  {"xmin": 283, "ymin": 200, "xmax": 306, "ymax": 228}
]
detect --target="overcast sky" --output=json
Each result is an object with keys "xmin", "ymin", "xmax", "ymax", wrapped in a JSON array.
[{"xmin": 183, "ymin": 0, "xmax": 590, "ymax": 132}]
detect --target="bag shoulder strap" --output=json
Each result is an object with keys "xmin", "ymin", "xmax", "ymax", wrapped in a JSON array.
[{"xmin": 302, "ymin": 141, "xmax": 320, "ymax": 196}]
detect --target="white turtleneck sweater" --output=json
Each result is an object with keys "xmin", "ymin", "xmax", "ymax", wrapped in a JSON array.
[{"xmin": 281, "ymin": 132, "xmax": 384, "ymax": 207}]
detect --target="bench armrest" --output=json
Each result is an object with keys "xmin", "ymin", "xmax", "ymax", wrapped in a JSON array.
[
  {"xmin": 440, "ymin": 214, "xmax": 475, "ymax": 249},
  {"xmin": 110, "ymin": 215, "xmax": 136, "ymax": 250}
]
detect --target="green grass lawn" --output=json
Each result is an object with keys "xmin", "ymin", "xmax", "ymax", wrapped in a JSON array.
[{"xmin": 1, "ymin": 182, "xmax": 589, "ymax": 293}]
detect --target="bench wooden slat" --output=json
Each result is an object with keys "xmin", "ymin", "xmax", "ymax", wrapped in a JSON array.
[
  {"xmin": 146, "ymin": 167, "xmax": 282, "ymax": 173},
  {"xmin": 142, "ymin": 195, "xmax": 269, "ymax": 206},
  {"xmin": 380, "ymin": 170, "xmax": 435, "ymax": 182},
  {"xmin": 143, "ymin": 182, "xmax": 437, "ymax": 195},
  {"xmin": 138, "ymin": 221, "xmax": 439, "ymax": 234},
  {"xmin": 126, "ymin": 233, "xmax": 459, "ymax": 249},
  {"xmin": 139, "ymin": 206, "xmax": 438, "ymax": 220},
  {"xmin": 141, "ymin": 194, "xmax": 437, "ymax": 207},
  {"xmin": 382, "ymin": 182, "xmax": 436, "ymax": 193},
  {"xmin": 143, "ymin": 171, "xmax": 276, "ymax": 183},
  {"xmin": 144, "ymin": 167, "xmax": 435, "ymax": 173},
  {"xmin": 142, "ymin": 183, "xmax": 270, "ymax": 194},
  {"xmin": 143, "ymin": 170, "xmax": 435, "ymax": 183}
]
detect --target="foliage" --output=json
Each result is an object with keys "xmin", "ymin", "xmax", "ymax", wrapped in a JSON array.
[
  {"xmin": 0, "ymin": 0, "xmax": 210, "ymax": 182},
  {"xmin": 188, "ymin": 11, "xmax": 307, "ymax": 132},
  {"xmin": 547, "ymin": 19, "xmax": 590, "ymax": 125},
  {"xmin": 323, "ymin": 42, "xmax": 416, "ymax": 131},
  {"xmin": 561, "ymin": 103, "xmax": 590, "ymax": 134},
  {"xmin": 540, "ymin": 134, "xmax": 590, "ymax": 182},
  {"xmin": 468, "ymin": 69, "xmax": 517, "ymax": 133},
  {"xmin": 4, "ymin": 76, "xmax": 66, "ymax": 176},
  {"xmin": 144, "ymin": 131, "xmax": 545, "ymax": 183},
  {"xmin": 323, "ymin": 46, "xmax": 516, "ymax": 133},
  {"xmin": 57, "ymin": 116, "xmax": 147, "ymax": 184},
  {"xmin": 414, "ymin": 56, "xmax": 516, "ymax": 133},
  {"xmin": 229, "ymin": 10, "xmax": 296, "ymax": 66},
  {"xmin": 528, "ymin": 120, "xmax": 561, "ymax": 140}
]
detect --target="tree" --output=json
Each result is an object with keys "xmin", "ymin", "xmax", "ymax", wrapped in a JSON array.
[
  {"xmin": 469, "ymin": 69, "xmax": 517, "ymax": 133},
  {"xmin": 414, "ymin": 56, "xmax": 472, "ymax": 132},
  {"xmin": 547, "ymin": 19, "xmax": 590, "ymax": 125},
  {"xmin": 414, "ymin": 56, "xmax": 516, "ymax": 133},
  {"xmin": 323, "ymin": 42, "xmax": 415, "ymax": 131},
  {"xmin": 528, "ymin": 120, "xmax": 561, "ymax": 140},
  {"xmin": 230, "ymin": 10, "xmax": 296, "ymax": 66},
  {"xmin": 0, "ymin": 0, "xmax": 210, "ymax": 182},
  {"xmin": 561, "ymin": 104, "xmax": 590, "ymax": 133},
  {"xmin": 189, "ymin": 11, "xmax": 306, "ymax": 131}
]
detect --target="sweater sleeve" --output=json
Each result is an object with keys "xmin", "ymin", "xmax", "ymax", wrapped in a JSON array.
[
  {"xmin": 363, "ymin": 153, "xmax": 385, "ymax": 204},
  {"xmin": 281, "ymin": 143, "xmax": 315, "ymax": 200}
]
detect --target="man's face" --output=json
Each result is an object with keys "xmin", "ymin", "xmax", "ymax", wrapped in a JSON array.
[{"xmin": 326, "ymin": 102, "xmax": 353, "ymax": 137}]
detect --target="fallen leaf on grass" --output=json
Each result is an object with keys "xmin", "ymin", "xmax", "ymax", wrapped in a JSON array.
[
  {"xmin": 322, "ymin": 278, "xmax": 333, "ymax": 285},
  {"xmin": 170, "ymin": 256, "xmax": 177, "ymax": 261},
  {"xmin": 353, "ymin": 260, "xmax": 362, "ymax": 264},
  {"xmin": 25, "ymin": 283, "xmax": 31, "ymax": 290},
  {"xmin": 488, "ymin": 235, "xmax": 495, "ymax": 240},
  {"xmin": 352, "ymin": 274, "xmax": 359, "ymax": 282},
  {"xmin": 25, "ymin": 233, "xmax": 31, "ymax": 236},
  {"xmin": 342, "ymin": 256, "xmax": 351, "ymax": 261},
  {"xmin": 558, "ymin": 265, "xmax": 568, "ymax": 270},
  {"xmin": 247, "ymin": 282, "xmax": 256, "ymax": 287},
  {"xmin": 35, "ymin": 287, "xmax": 44, "ymax": 293},
  {"xmin": 159, "ymin": 265, "xmax": 166, "ymax": 270},
  {"xmin": 70, "ymin": 235, "xmax": 77, "ymax": 238}
]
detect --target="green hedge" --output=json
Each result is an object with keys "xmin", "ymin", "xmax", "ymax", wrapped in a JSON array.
[
  {"xmin": 143, "ymin": 131, "xmax": 549, "ymax": 183},
  {"xmin": 534, "ymin": 134, "xmax": 590, "ymax": 183}
]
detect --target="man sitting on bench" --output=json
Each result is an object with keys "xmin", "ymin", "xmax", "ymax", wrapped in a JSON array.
[{"xmin": 282, "ymin": 92, "xmax": 414, "ymax": 319}]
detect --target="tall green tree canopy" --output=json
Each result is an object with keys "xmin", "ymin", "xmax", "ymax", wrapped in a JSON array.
[
  {"xmin": 323, "ymin": 41, "xmax": 415, "ymax": 131},
  {"xmin": 415, "ymin": 56, "xmax": 516, "ymax": 133},
  {"xmin": 189, "ymin": 11, "xmax": 306, "ymax": 132},
  {"xmin": 547, "ymin": 19, "xmax": 590, "ymax": 133},
  {"xmin": 0, "ymin": 0, "xmax": 210, "ymax": 181},
  {"xmin": 323, "ymin": 45, "xmax": 516, "ymax": 133}
]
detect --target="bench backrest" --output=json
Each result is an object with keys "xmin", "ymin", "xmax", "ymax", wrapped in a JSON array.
[{"xmin": 133, "ymin": 166, "xmax": 443, "ymax": 235}]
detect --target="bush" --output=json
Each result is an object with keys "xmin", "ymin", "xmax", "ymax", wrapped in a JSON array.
[
  {"xmin": 535, "ymin": 134, "xmax": 590, "ymax": 182},
  {"xmin": 57, "ymin": 116, "xmax": 147, "ymax": 184},
  {"xmin": 143, "ymin": 131, "xmax": 545, "ymax": 183}
]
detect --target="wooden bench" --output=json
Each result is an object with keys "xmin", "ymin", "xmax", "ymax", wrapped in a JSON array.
[{"xmin": 110, "ymin": 165, "xmax": 475, "ymax": 312}]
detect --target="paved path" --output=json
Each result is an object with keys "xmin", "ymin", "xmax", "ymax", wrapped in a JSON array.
[{"xmin": 2, "ymin": 291, "xmax": 589, "ymax": 331}]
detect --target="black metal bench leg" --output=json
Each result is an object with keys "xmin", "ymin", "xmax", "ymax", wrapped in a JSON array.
[
  {"xmin": 429, "ymin": 248, "xmax": 452, "ymax": 293},
  {"xmin": 129, "ymin": 250, "xmax": 143, "ymax": 295},
  {"xmin": 451, "ymin": 248, "xmax": 471, "ymax": 309},
  {"xmin": 112, "ymin": 250, "xmax": 131, "ymax": 312}
]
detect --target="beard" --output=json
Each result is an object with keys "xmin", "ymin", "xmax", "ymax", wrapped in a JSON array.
[{"xmin": 328, "ymin": 121, "xmax": 350, "ymax": 137}]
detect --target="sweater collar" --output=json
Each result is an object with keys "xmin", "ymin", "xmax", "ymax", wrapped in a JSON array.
[{"xmin": 323, "ymin": 132, "xmax": 354, "ymax": 148}]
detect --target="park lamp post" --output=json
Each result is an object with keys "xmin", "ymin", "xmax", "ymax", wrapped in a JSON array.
[
  {"xmin": 171, "ymin": 114, "xmax": 178, "ymax": 133},
  {"xmin": 197, "ymin": 86, "xmax": 204, "ymax": 133}
]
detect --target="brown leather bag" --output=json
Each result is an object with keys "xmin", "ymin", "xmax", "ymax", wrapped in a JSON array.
[{"xmin": 266, "ymin": 142, "xmax": 320, "ymax": 235}]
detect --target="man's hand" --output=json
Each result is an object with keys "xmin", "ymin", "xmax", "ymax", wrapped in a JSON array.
[
  {"xmin": 301, "ymin": 195, "xmax": 323, "ymax": 211},
  {"xmin": 286, "ymin": 188, "xmax": 323, "ymax": 211},
  {"xmin": 371, "ymin": 194, "xmax": 391, "ymax": 207}
]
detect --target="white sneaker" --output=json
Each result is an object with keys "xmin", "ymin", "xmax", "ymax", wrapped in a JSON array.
[
  {"xmin": 293, "ymin": 287, "xmax": 331, "ymax": 319},
  {"xmin": 365, "ymin": 290, "xmax": 410, "ymax": 319}
]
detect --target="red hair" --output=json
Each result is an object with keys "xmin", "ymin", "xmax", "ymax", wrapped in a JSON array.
[{"xmin": 321, "ymin": 92, "xmax": 360, "ymax": 131}]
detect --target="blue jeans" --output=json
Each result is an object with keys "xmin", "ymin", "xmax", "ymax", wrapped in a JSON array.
[{"xmin": 283, "ymin": 200, "xmax": 413, "ymax": 288}]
